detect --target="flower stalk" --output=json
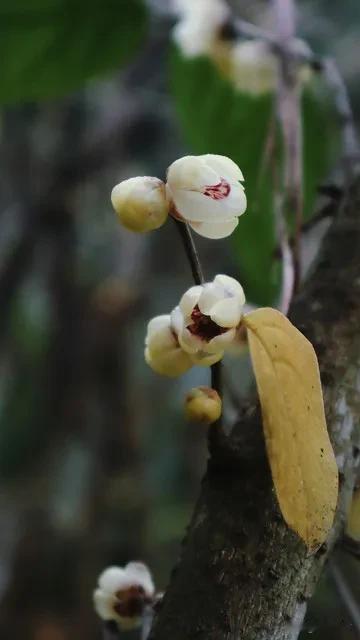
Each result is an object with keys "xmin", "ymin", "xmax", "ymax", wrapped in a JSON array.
[{"xmin": 173, "ymin": 218, "xmax": 226, "ymax": 431}]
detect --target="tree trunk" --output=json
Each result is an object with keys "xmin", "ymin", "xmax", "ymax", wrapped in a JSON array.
[{"xmin": 149, "ymin": 179, "xmax": 360, "ymax": 640}]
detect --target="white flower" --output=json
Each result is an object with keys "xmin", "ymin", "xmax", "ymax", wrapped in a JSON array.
[
  {"xmin": 93, "ymin": 562, "xmax": 155, "ymax": 630},
  {"xmin": 173, "ymin": 0, "xmax": 230, "ymax": 58},
  {"xmin": 145, "ymin": 314, "xmax": 193, "ymax": 377},
  {"xmin": 111, "ymin": 176, "xmax": 168, "ymax": 233},
  {"xmin": 166, "ymin": 154, "xmax": 246, "ymax": 239},
  {"xmin": 172, "ymin": 275, "xmax": 246, "ymax": 363}
]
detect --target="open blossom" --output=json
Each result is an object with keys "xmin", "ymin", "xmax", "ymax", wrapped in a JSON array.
[
  {"xmin": 93, "ymin": 562, "xmax": 155, "ymax": 630},
  {"xmin": 171, "ymin": 275, "xmax": 246, "ymax": 362},
  {"xmin": 166, "ymin": 154, "xmax": 246, "ymax": 239},
  {"xmin": 111, "ymin": 176, "xmax": 169, "ymax": 233},
  {"xmin": 173, "ymin": 0, "xmax": 230, "ymax": 58},
  {"xmin": 145, "ymin": 314, "xmax": 193, "ymax": 377}
]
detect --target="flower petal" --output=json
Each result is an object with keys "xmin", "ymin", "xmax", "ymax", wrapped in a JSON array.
[
  {"xmin": 197, "ymin": 282, "xmax": 224, "ymax": 315},
  {"xmin": 98, "ymin": 567, "xmax": 127, "ymax": 593},
  {"xmin": 172, "ymin": 189, "xmax": 243, "ymax": 223},
  {"xmin": 167, "ymin": 156, "xmax": 219, "ymax": 192},
  {"xmin": 93, "ymin": 589, "xmax": 116, "ymax": 621},
  {"xmin": 179, "ymin": 285, "xmax": 203, "ymax": 318},
  {"xmin": 145, "ymin": 316, "xmax": 176, "ymax": 353},
  {"xmin": 214, "ymin": 274, "xmax": 246, "ymax": 302},
  {"xmin": 124, "ymin": 562, "xmax": 155, "ymax": 597},
  {"xmin": 189, "ymin": 218, "xmax": 239, "ymax": 238},
  {"xmin": 209, "ymin": 297, "xmax": 243, "ymax": 328},
  {"xmin": 206, "ymin": 328, "xmax": 236, "ymax": 352},
  {"xmin": 146, "ymin": 315, "xmax": 171, "ymax": 340},
  {"xmin": 145, "ymin": 346, "xmax": 193, "ymax": 377},
  {"xmin": 178, "ymin": 327, "xmax": 204, "ymax": 355},
  {"xmin": 203, "ymin": 154, "xmax": 244, "ymax": 182}
]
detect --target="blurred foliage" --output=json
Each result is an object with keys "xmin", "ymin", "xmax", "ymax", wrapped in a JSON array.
[
  {"xmin": 0, "ymin": 0, "xmax": 147, "ymax": 103},
  {"xmin": 0, "ymin": 1, "xmax": 358, "ymax": 639},
  {"xmin": 170, "ymin": 50, "xmax": 340, "ymax": 304}
]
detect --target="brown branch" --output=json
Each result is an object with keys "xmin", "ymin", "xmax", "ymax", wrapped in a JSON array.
[
  {"xmin": 149, "ymin": 176, "xmax": 360, "ymax": 640},
  {"xmin": 273, "ymin": 0, "xmax": 304, "ymax": 294}
]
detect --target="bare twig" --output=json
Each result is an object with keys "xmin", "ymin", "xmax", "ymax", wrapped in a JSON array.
[
  {"xmin": 322, "ymin": 58, "xmax": 360, "ymax": 181},
  {"xmin": 228, "ymin": 11, "xmax": 358, "ymax": 192},
  {"xmin": 275, "ymin": 194, "xmax": 295, "ymax": 315},
  {"xmin": 172, "ymin": 219, "xmax": 205, "ymax": 286},
  {"xmin": 273, "ymin": 0, "xmax": 304, "ymax": 293}
]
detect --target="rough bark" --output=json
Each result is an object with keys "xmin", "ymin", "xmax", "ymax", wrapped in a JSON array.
[{"xmin": 149, "ymin": 179, "xmax": 360, "ymax": 640}]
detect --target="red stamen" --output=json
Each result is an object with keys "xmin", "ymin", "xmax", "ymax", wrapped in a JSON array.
[
  {"xmin": 203, "ymin": 177, "xmax": 230, "ymax": 200},
  {"xmin": 187, "ymin": 305, "xmax": 226, "ymax": 342},
  {"xmin": 114, "ymin": 585, "xmax": 149, "ymax": 618}
]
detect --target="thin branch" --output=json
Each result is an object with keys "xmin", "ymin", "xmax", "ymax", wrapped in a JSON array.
[
  {"xmin": 329, "ymin": 559, "xmax": 360, "ymax": 635},
  {"xmin": 227, "ymin": 18, "xmax": 322, "ymax": 71},
  {"xmin": 228, "ymin": 13, "xmax": 358, "ymax": 191},
  {"xmin": 211, "ymin": 362, "xmax": 222, "ymax": 398},
  {"xmin": 273, "ymin": 0, "xmax": 304, "ymax": 293},
  {"xmin": 172, "ymin": 219, "xmax": 224, "ymax": 426},
  {"xmin": 172, "ymin": 219, "xmax": 205, "ymax": 285},
  {"xmin": 322, "ymin": 58, "xmax": 360, "ymax": 181},
  {"xmin": 276, "ymin": 196, "xmax": 295, "ymax": 315}
]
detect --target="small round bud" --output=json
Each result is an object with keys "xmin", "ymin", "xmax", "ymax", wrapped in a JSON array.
[
  {"xmin": 111, "ymin": 176, "xmax": 169, "ymax": 233},
  {"xmin": 185, "ymin": 386, "xmax": 222, "ymax": 424}
]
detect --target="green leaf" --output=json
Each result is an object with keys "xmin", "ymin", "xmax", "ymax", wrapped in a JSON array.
[
  {"xmin": 171, "ymin": 49, "xmax": 340, "ymax": 305},
  {"xmin": 0, "ymin": 0, "xmax": 147, "ymax": 103}
]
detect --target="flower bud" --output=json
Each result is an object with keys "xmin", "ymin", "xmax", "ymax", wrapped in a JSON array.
[
  {"xmin": 185, "ymin": 386, "xmax": 222, "ymax": 424},
  {"xmin": 145, "ymin": 315, "xmax": 193, "ymax": 377},
  {"xmin": 111, "ymin": 176, "xmax": 169, "ymax": 233}
]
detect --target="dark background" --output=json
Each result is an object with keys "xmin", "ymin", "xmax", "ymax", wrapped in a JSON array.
[{"xmin": 0, "ymin": 1, "xmax": 358, "ymax": 638}]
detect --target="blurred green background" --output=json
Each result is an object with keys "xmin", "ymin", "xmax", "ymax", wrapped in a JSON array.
[{"xmin": 0, "ymin": 1, "xmax": 358, "ymax": 638}]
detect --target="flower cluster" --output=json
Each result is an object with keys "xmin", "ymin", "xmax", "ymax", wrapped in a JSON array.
[
  {"xmin": 172, "ymin": 2, "xmax": 312, "ymax": 96},
  {"xmin": 93, "ymin": 562, "xmax": 155, "ymax": 631},
  {"xmin": 111, "ymin": 154, "xmax": 246, "ymax": 239},
  {"xmin": 145, "ymin": 274, "xmax": 246, "ymax": 377}
]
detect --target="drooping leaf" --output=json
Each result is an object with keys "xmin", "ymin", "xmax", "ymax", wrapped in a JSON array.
[
  {"xmin": 346, "ymin": 488, "xmax": 360, "ymax": 542},
  {"xmin": 244, "ymin": 307, "xmax": 338, "ymax": 550},
  {"xmin": 0, "ymin": 0, "xmax": 147, "ymax": 103},
  {"xmin": 171, "ymin": 50, "xmax": 340, "ymax": 305}
]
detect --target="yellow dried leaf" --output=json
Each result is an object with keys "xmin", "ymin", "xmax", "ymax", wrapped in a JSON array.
[
  {"xmin": 244, "ymin": 307, "xmax": 338, "ymax": 550},
  {"xmin": 346, "ymin": 488, "xmax": 360, "ymax": 542}
]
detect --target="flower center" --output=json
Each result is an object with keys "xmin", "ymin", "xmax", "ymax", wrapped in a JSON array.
[
  {"xmin": 202, "ymin": 177, "xmax": 230, "ymax": 200},
  {"xmin": 187, "ymin": 305, "xmax": 226, "ymax": 342},
  {"xmin": 114, "ymin": 585, "xmax": 149, "ymax": 618}
]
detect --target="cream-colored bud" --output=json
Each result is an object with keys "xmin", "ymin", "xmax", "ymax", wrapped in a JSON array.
[
  {"xmin": 111, "ymin": 176, "xmax": 169, "ymax": 233},
  {"xmin": 185, "ymin": 386, "xmax": 222, "ymax": 424}
]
